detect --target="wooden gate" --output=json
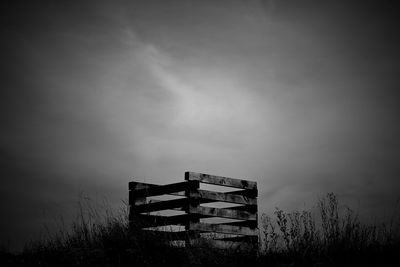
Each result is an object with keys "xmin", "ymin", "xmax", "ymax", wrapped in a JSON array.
[{"xmin": 129, "ymin": 172, "xmax": 258, "ymax": 251}]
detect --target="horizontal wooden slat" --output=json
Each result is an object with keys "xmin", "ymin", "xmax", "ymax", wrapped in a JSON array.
[
  {"xmin": 189, "ymin": 222, "xmax": 258, "ymax": 236},
  {"xmin": 223, "ymin": 220, "xmax": 258, "ymax": 229},
  {"xmin": 131, "ymin": 181, "xmax": 198, "ymax": 199},
  {"xmin": 189, "ymin": 206, "xmax": 256, "ymax": 221},
  {"xmin": 129, "ymin": 191, "xmax": 186, "ymax": 203},
  {"xmin": 131, "ymin": 214, "xmax": 189, "ymax": 227},
  {"xmin": 141, "ymin": 229, "xmax": 191, "ymax": 240},
  {"xmin": 129, "ymin": 182, "xmax": 186, "ymax": 196},
  {"xmin": 129, "ymin": 182, "xmax": 187, "ymax": 206},
  {"xmin": 228, "ymin": 205, "xmax": 258, "ymax": 213},
  {"xmin": 192, "ymin": 189, "xmax": 257, "ymax": 205},
  {"xmin": 131, "ymin": 198, "xmax": 188, "ymax": 213},
  {"xmin": 185, "ymin": 172, "xmax": 257, "ymax": 190},
  {"xmin": 129, "ymin": 187, "xmax": 254, "ymax": 207},
  {"xmin": 129, "ymin": 181, "xmax": 154, "ymax": 190},
  {"xmin": 215, "ymin": 235, "xmax": 258, "ymax": 243},
  {"xmin": 229, "ymin": 189, "xmax": 258, "ymax": 198},
  {"xmin": 129, "ymin": 182, "xmax": 255, "ymax": 199},
  {"xmin": 130, "ymin": 198, "xmax": 217, "ymax": 212},
  {"xmin": 129, "ymin": 183, "xmax": 256, "ymax": 200}
]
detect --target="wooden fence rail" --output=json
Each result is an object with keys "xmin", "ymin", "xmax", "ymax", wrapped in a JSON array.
[{"xmin": 129, "ymin": 171, "xmax": 258, "ymax": 251}]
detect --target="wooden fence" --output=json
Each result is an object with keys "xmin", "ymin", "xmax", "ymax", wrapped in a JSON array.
[{"xmin": 129, "ymin": 172, "xmax": 258, "ymax": 251}]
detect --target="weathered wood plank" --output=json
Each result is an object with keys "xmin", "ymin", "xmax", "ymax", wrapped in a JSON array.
[
  {"xmin": 129, "ymin": 181, "xmax": 154, "ymax": 190},
  {"xmin": 129, "ymin": 183, "xmax": 256, "ymax": 201},
  {"xmin": 131, "ymin": 181, "xmax": 198, "ymax": 199},
  {"xmin": 215, "ymin": 235, "xmax": 258, "ymax": 243},
  {"xmin": 223, "ymin": 220, "xmax": 258, "ymax": 229},
  {"xmin": 131, "ymin": 198, "xmax": 188, "ymax": 213},
  {"xmin": 189, "ymin": 222, "xmax": 258, "ymax": 236},
  {"xmin": 189, "ymin": 206, "xmax": 256, "ymax": 221},
  {"xmin": 229, "ymin": 189, "xmax": 258, "ymax": 198},
  {"xmin": 227, "ymin": 204, "xmax": 257, "ymax": 213},
  {"xmin": 185, "ymin": 172, "xmax": 257, "ymax": 190},
  {"xmin": 191, "ymin": 189, "xmax": 257, "ymax": 205},
  {"xmin": 129, "ymin": 182, "xmax": 187, "ymax": 206},
  {"xmin": 130, "ymin": 214, "xmax": 189, "ymax": 227},
  {"xmin": 141, "ymin": 229, "xmax": 192, "ymax": 241},
  {"xmin": 129, "ymin": 182, "xmax": 186, "ymax": 196},
  {"xmin": 129, "ymin": 191, "xmax": 185, "ymax": 203}
]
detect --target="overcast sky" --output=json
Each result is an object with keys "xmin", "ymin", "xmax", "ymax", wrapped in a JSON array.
[{"xmin": 1, "ymin": 0, "xmax": 400, "ymax": 251}]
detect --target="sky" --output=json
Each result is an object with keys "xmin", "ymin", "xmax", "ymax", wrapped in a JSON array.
[{"xmin": 1, "ymin": 0, "xmax": 400, "ymax": 251}]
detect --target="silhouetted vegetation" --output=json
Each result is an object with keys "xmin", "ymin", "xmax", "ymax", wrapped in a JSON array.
[
  {"xmin": 1, "ymin": 193, "xmax": 399, "ymax": 266},
  {"xmin": 259, "ymin": 193, "xmax": 400, "ymax": 266}
]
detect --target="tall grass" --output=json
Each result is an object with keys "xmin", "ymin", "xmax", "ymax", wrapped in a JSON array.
[
  {"xmin": 13, "ymin": 197, "xmax": 202, "ymax": 267},
  {"xmin": 1, "ymin": 193, "xmax": 399, "ymax": 266},
  {"xmin": 260, "ymin": 193, "xmax": 400, "ymax": 266},
  {"xmin": 2, "ymin": 197, "xmax": 256, "ymax": 267}
]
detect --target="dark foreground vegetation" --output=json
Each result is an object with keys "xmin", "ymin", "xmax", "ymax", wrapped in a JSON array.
[{"xmin": 1, "ymin": 193, "xmax": 399, "ymax": 266}]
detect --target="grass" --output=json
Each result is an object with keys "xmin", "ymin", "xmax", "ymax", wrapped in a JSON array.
[
  {"xmin": 1, "ymin": 193, "xmax": 399, "ymax": 266},
  {"xmin": 260, "ymin": 193, "xmax": 400, "ymax": 266}
]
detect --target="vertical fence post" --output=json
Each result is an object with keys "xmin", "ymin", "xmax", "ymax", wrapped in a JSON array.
[
  {"xmin": 185, "ymin": 172, "xmax": 200, "ymax": 246},
  {"xmin": 128, "ymin": 182, "xmax": 149, "ymax": 228},
  {"xmin": 252, "ymin": 186, "xmax": 259, "ymax": 254}
]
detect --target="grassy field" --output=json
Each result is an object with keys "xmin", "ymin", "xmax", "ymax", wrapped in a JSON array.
[{"xmin": 1, "ymin": 193, "xmax": 399, "ymax": 266}]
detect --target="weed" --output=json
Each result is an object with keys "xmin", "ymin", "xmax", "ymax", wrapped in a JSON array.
[{"xmin": 1, "ymin": 193, "xmax": 398, "ymax": 266}]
